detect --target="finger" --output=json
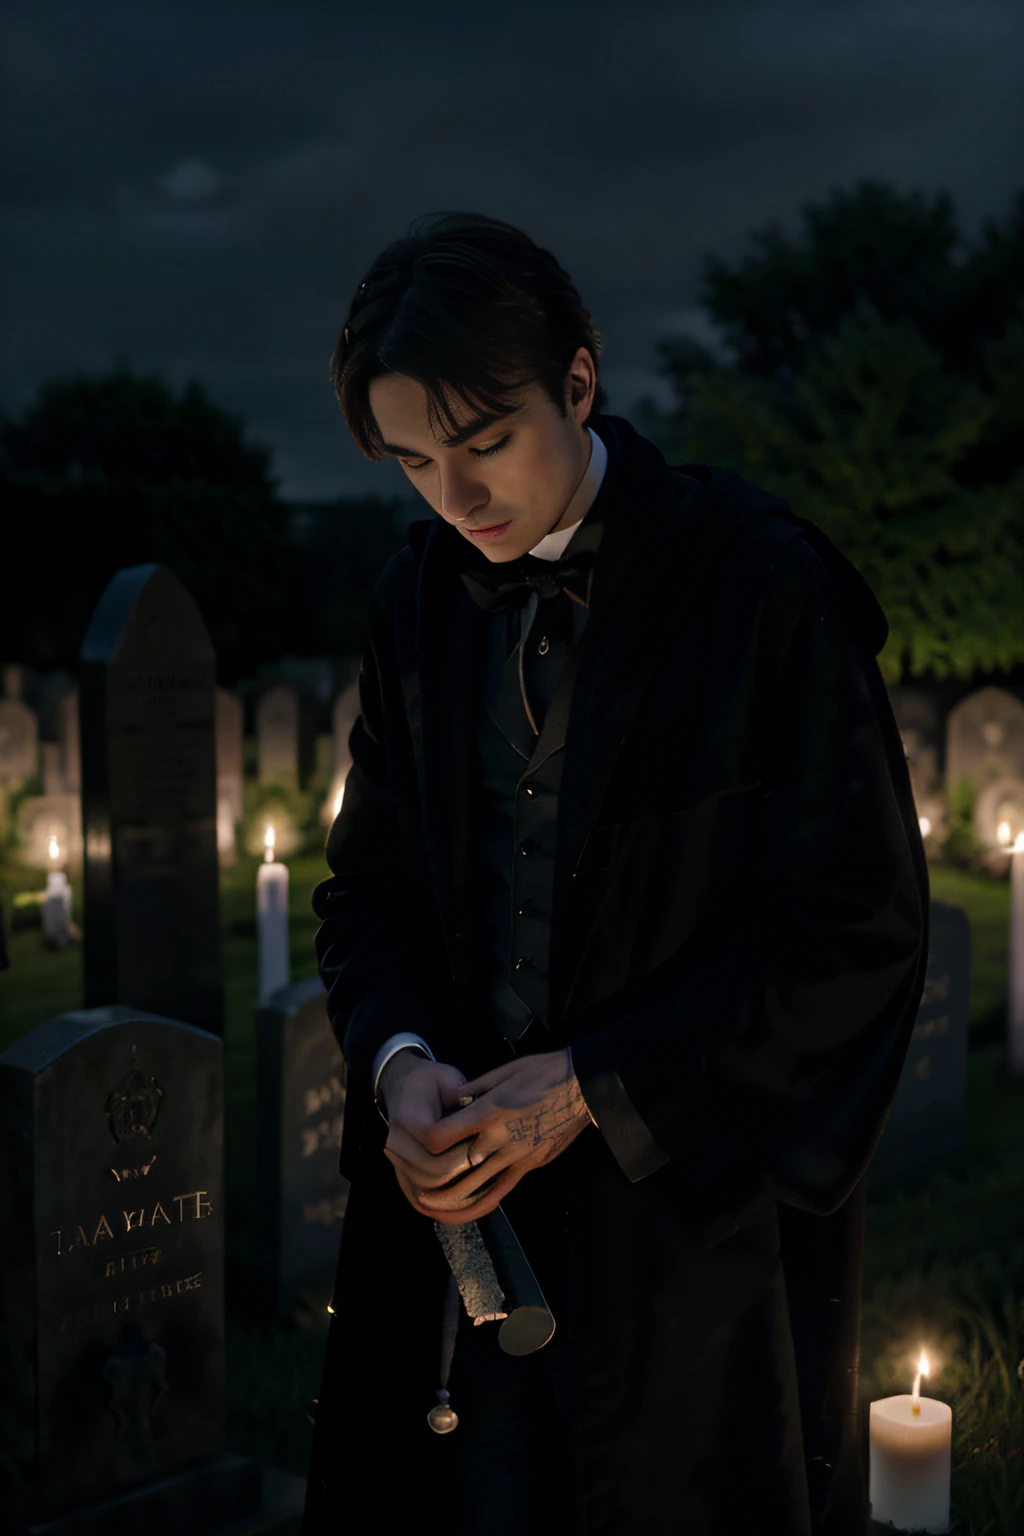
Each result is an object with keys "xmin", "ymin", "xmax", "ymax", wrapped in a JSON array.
[
  {"xmin": 455, "ymin": 1060, "xmax": 524, "ymax": 1100},
  {"xmin": 416, "ymin": 1147, "xmax": 519, "ymax": 1211},
  {"xmin": 429, "ymin": 1162, "xmax": 527, "ymax": 1225},
  {"xmin": 420, "ymin": 1096, "xmax": 500, "ymax": 1154},
  {"xmin": 385, "ymin": 1140, "xmax": 477, "ymax": 1190},
  {"xmin": 385, "ymin": 1123, "xmax": 474, "ymax": 1181}
]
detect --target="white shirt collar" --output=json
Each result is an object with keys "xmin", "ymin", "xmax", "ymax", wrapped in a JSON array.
[{"xmin": 527, "ymin": 427, "xmax": 608, "ymax": 561}]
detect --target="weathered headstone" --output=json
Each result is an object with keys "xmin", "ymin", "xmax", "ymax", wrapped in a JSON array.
[
  {"xmin": 973, "ymin": 776, "xmax": 1024, "ymax": 852},
  {"xmin": 0, "ymin": 663, "xmax": 40, "ymax": 788},
  {"xmin": 332, "ymin": 681, "xmax": 360, "ymax": 778},
  {"xmin": 80, "ymin": 565, "xmax": 223, "ymax": 1033},
  {"xmin": 0, "ymin": 1006, "xmax": 259, "ymax": 1532},
  {"xmin": 42, "ymin": 742, "xmax": 63, "ymax": 795},
  {"xmin": 16, "ymin": 792, "xmax": 83, "ymax": 868},
  {"xmin": 256, "ymin": 685, "xmax": 299, "ymax": 787},
  {"xmin": 322, "ymin": 680, "xmax": 360, "ymax": 826},
  {"xmin": 869, "ymin": 901, "xmax": 971, "ymax": 1195},
  {"xmin": 57, "ymin": 687, "xmax": 82, "ymax": 793},
  {"xmin": 255, "ymin": 978, "xmax": 348, "ymax": 1323},
  {"xmin": 889, "ymin": 686, "xmax": 943, "ymax": 808},
  {"xmin": 946, "ymin": 685, "xmax": 1024, "ymax": 830},
  {"xmin": 215, "ymin": 689, "xmax": 243, "ymax": 870}
]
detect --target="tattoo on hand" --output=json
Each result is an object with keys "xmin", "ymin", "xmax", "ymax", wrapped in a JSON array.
[{"xmin": 503, "ymin": 1077, "xmax": 585, "ymax": 1155}]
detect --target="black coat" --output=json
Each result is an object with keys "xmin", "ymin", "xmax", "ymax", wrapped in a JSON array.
[{"xmin": 303, "ymin": 415, "xmax": 929, "ymax": 1536}]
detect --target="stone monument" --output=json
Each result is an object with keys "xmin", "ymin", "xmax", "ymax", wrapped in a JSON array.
[
  {"xmin": 0, "ymin": 1005, "xmax": 259, "ymax": 1533},
  {"xmin": 0, "ymin": 663, "xmax": 39, "ymax": 788},
  {"xmin": 869, "ymin": 901, "xmax": 971, "ymax": 1195},
  {"xmin": 945, "ymin": 685, "xmax": 1024, "ymax": 845},
  {"xmin": 80, "ymin": 565, "xmax": 223, "ymax": 1033},
  {"xmin": 256, "ymin": 685, "xmax": 299, "ymax": 787},
  {"xmin": 57, "ymin": 687, "xmax": 82, "ymax": 793},
  {"xmin": 215, "ymin": 689, "xmax": 244, "ymax": 870},
  {"xmin": 255, "ymin": 978, "xmax": 348, "ymax": 1324}
]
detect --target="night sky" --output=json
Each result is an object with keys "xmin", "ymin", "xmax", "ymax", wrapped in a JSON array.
[{"xmin": 3, "ymin": 0, "xmax": 1021, "ymax": 499}]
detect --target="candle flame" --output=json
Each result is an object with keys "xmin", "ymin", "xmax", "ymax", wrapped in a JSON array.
[
  {"xmin": 918, "ymin": 816, "xmax": 931, "ymax": 838},
  {"xmin": 264, "ymin": 824, "xmax": 276, "ymax": 862},
  {"xmin": 48, "ymin": 835, "xmax": 60, "ymax": 861},
  {"xmin": 918, "ymin": 1350, "xmax": 929, "ymax": 1377},
  {"xmin": 998, "ymin": 820, "xmax": 1012, "ymax": 846}
]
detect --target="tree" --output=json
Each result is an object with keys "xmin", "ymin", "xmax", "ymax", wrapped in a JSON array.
[
  {"xmin": 0, "ymin": 371, "xmax": 307, "ymax": 682},
  {"xmin": 672, "ymin": 303, "xmax": 1024, "ymax": 683},
  {"xmin": 632, "ymin": 182, "xmax": 1024, "ymax": 683}
]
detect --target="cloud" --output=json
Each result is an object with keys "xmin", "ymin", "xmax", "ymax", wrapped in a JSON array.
[
  {"xmin": 160, "ymin": 159, "xmax": 223, "ymax": 203},
  {"xmin": 1, "ymin": 0, "xmax": 1021, "ymax": 496}
]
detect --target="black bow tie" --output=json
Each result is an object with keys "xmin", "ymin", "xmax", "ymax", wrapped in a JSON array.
[{"xmin": 461, "ymin": 550, "xmax": 595, "ymax": 613}]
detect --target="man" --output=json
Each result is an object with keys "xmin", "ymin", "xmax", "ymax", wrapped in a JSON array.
[{"xmin": 302, "ymin": 212, "xmax": 929, "ymax": 1535}]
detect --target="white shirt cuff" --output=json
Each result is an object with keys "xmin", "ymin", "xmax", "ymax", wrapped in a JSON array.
[{"xmin": 372, "ymin": 1032, "xmax": 435, "ymax": 1117}]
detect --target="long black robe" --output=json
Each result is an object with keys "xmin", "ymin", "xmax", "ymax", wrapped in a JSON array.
[{"xmin": 302, "ymin": 414, "xmax": 929, "ymax": 1535}]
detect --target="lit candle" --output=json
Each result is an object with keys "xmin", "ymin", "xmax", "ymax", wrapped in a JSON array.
[
  {"xmin": 870, "ymin": 1349, "xmax": 952, "ymax": 1532},
  {"xmin": 41, "ymin": 835, "xmax": 72, "ymax": 947},
  {"xmin": 1005, "ymin": 826, "xmax": 1024, "ymax": 1076},
  {"xmin": 918, "ymin": 815, "xmax": 932, "ymax": 839},
  {"xmin": 256, "ymin": 824, "xmax": 290, "ymax": 1005}
]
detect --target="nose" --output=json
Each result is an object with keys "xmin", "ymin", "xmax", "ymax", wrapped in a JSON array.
[{"xmin": 438, "ymin": 463, "xmax": 489, "ymax": 525}]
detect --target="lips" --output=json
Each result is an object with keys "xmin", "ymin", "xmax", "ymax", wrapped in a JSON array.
[{"xmin": 469, "ymin": 521, "xmax": 509, "ymax": 533}]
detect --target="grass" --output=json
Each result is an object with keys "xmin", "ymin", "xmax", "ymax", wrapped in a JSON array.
[{"xmin": 1, "ymin": 853, "xmax": 1020, "ymax": 1530}]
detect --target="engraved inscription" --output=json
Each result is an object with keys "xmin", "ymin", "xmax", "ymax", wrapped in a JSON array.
[
  {"xmin": 50, "ymin": 1189, "xmax": 212, "ymax": 1256},
  {"xmin": 301, "ymin": 1075, "xmax": 344, "ymax": 1158},
  {"xmin": 59, "ymin": 1272, "xmax": 205, "ymax": 1333}
]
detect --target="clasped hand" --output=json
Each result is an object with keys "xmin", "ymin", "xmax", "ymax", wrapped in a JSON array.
[{"xmin": 381, "ymin": 1049, "xmax": 590, "ymax": 1225}]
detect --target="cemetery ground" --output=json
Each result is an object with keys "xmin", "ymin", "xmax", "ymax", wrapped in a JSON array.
[{"xmin": 1, "ymin": 856, "xmax": 1021, "ymax": 1534}]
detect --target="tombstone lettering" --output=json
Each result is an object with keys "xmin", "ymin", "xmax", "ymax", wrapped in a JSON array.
[
  {"xmin": 256, "ymin": 684, "xmax": 299, "ymax": 787},
  {"xmin": 869, "ymin": 901, "xmax": 971, "ymax": 1195},
  {"xmin": 256, "ymin": 978, "xmax": 348, "ymax": 1322},
  {"xmin": 80, "ymin": 564, "xmax": 223, "ymax": 1033},
  {"xmin": 946, "ymin": 685, "xmax": 1024, "ymax": 808},
  {"xmin": 16, "ymin": 792, "xmax": 83, "ymax": 869},
  {"xmin": 0, "ymin": 663, "xmax": 40, "ymax": 788},
  {"xmin": 57, "ymin": 687, "xmax": 82, "ymax": 793},
  {"xmin": 0, "ymin": 1006, "xmax": 258, "ymax": 1531}
]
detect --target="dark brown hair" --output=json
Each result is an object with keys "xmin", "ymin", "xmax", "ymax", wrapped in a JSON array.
[{"xmin": 330, "ymin": 211, "xmax": 605, "ymax": 459}]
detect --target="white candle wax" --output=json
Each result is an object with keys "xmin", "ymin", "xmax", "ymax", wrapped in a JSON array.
[
  {"xmin": 869, "ymin": 1395, "xmax": 952, "ymax": 1532},
  {"xmin": 1009, "ymin": 834, "xmax": 1024, "ymax": 1075},
  {"xmin": 257, "ymin": 853, "xmax": 290, "ymax": 1005},
  {"xmin": 41, "ymin": 870, "xmax": 72, "ymax": 946}
]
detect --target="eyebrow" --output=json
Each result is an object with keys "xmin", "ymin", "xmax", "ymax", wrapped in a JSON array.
[{"xmin": 380, "ymin": 407, "xmax": 518, "ymax": 458}]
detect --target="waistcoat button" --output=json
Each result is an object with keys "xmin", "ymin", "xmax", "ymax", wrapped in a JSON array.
[
  {"xmin": 515, "ymin": 956, "xmax": 533, "ymax": 970},
  {"xmin": 524, "ymin": 783, "xmax": 536, "ymax": 796},
  {"xmin": 538, "ymin": 636, "xmax": 550, "ymax": 656}
]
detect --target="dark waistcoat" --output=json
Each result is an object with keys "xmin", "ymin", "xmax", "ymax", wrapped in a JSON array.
[{"xmin": 474, "ymin": 584, "xmax": 591, "ymax": 1051}]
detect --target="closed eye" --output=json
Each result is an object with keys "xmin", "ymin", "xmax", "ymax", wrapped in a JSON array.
[{"xmin": 402, "ymin": 433, "xmax": 512, "ymax": 471}]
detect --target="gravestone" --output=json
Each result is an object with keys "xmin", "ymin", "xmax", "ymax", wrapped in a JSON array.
[
  {"xmin": 323, "ymin": 680, "xmax": 360, "ymax": 826},
  {"xmin": 973, "ymin": 776, "xmax": 1024, "ymax": 852},
  {"xmin": 17, "ymin": 792, "xmax": 83, "ymax": 868},
  {"xmin": 946, "ymin": 686, "xmax": 1024, "ymax": 833},
  {"xmin": 332, "ymin": 681, "xmax": 360, "ymax": 777},
  {"xmin": 256, "ymin": 685, "xmax": 299, "ymax": 787},
  {"xmin": 215, "ymin": 690, "xmax": 243, "ymax": 870},
  {"xmin": 889, "ymin": 686, "xmax": 943, "ymax": 808},
  {"xmin": 0, "ymin": 1005, "xmax": 259, "ymax": 1533},
  {"xmin": 255, "ymin": 978, "xmax": 348, "ymax": 1324},
  {"xmin": 80, "ymin": 565, "xmax": 223, "ymax": 1033},
  {"xmin": 58, "ymin": 687, "xmax": 82, "ymax": 793},
  {"xmin": 0, "ymin": 663, "xmax": 40, "ymax": 788},
  {"xmin": 869, "ymin": 901, "xmax": 971, "ymax": 1195},
  {"xmin": 43, "ymin": 742, "xmax": 64, "ymax": 795}
]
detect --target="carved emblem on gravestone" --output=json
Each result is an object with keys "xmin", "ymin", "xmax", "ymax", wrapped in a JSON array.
[{"xmin": 105, "ymin": 1045, "xmax": 165, "ymax": 1181}]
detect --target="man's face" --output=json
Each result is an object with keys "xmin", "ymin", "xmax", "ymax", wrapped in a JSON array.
[{"xmin": 368, "ymin": 352, "xmax": 595, "ymax": 563}]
